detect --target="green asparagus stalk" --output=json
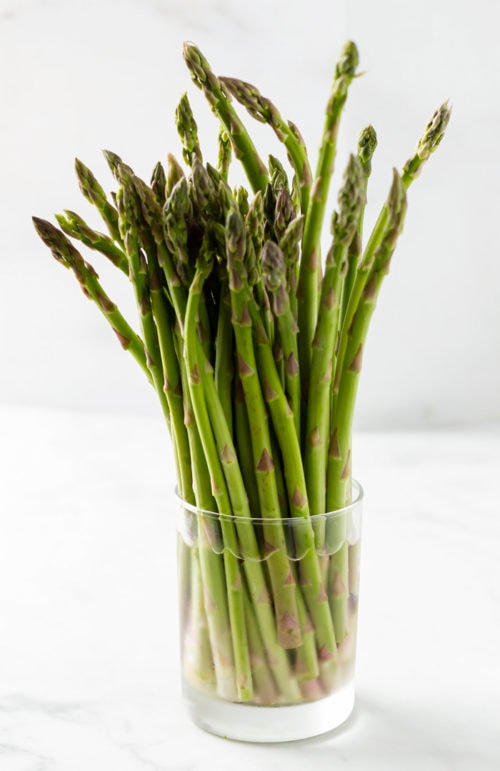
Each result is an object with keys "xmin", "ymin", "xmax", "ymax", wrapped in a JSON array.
[
  {"xmin": 328, "ymin": 532, "xmax": 350, "ymax": 644},
  {"xmin": 305, "ymin": 155, "xmax": 365, "ymax": 521},
  {"xmin": 32, "ymin": 218, "xmax": 151, "ymax": 382},
  {"xmin": 231, "ymin": 233, "xmax": 339, "ymax": 664},
  {"xmin": 233, "ymin": 377, "xmax": 260, "ymax": 517},
  {"xmin": 335, "ymin": 102, "xmax": 451, "ymax": 397},
  {"xmin": 121, "ymin": 169, "xmax": 198, "ymax": 500},
  {"xmin": 244, "ymin": 194, "xmax": 274, "ymax": 345},
  {"xmin": 329, "ymin": 170, "xmax": 408, "ymax": 510},
  {"xmin": 243, "ymin": 284, "xmax": 338, "ymax": 668},
  {"xmin": 297, "ymin": 41, "xmax": 359, "ymax": 390},
  {"xmin": 274, "ymin": 187, "xmax": 296, "ymax": 242},
  {"xmin": 113, "ymin": 172, "xmax": 178, "ymax": 442},
  {"xmin": 151, "ymin": 161, "xmax": 167, "ymax": 206},
  {"xmin": 184, "ymin": 250, "xmax": 253, "ymax": 701},
  {"xmin": 293, "ymin": 576, "xmax": 320, "ymax": 681},
  {"xmin": 220, "ymin": 76, "xmax": 313, "ymax": 213},
  {"xmin": 177, "ymin": 348, "xmax": 239, "ymax": 699},
  {"xmin": 183, "ymin": 43, "xmax": 269, "ymax": 193},
  {"xmin": 225, "ymin": 209, "xmax": 302, "ymax": 649},
  {"xmin": 200, "ymin": 356, "xmax": 303, "ymax": 702},
  {"xmin": 74, "ymin": 158, "xmax": 122, "ymax": 244},
  {"xmin": 176, "ymin": 93, "xmax": 203, "ymax": 167},
  {"xmin": 326, "ymin": 171, "xmax": 407, "ymax": 642},
  {"xmin": 261, "ymin": 240, "xmax": 301, "ymax": 439},
  {"xmin": 165, "ymin": 153, "xmax": 185, "ymax": 197},
  {"xmin": 214, "ymin": 284, "xmax": 234, "ymax": 436},
  {"xmin": 242, "ymin": 584, "xmax": 279, "ymax": 706},
  {"xmin": 186, "ymin": 544, "xmax": 215, "ymax": 687},
  {"xmin": 55, "ymin": 210, "xmax": 128, "ymax": 273},
  {"xmin": 144, "ymin": 244, "xmax": 193, "ymax": 501},
  {"xmin": 269, "ymin": 155, "xmax": 290, "ymax": 194},
  {"xmin": 217, "ymin": 127, "xmax": 232, "ymax": 179},
  {"xmin": 341, "ymin": 125, "xmax": 378, "ymax": 324},
  {"xmin": 278, "ymin": 214, "xmax": 304, "ymax": 323},
  {"xmin": 163, "ymin": 176, "xmax": 194, "ymax": 289},
  {"xmin": 115, "ymin": 179, "xmax": 165, "ymax": 387},
  {"xmin": 402, "ymin": 101, "xmax": 451, "ymax": 186}
]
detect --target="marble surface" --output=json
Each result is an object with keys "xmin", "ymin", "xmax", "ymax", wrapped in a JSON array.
[{"xmin": 1, "ymin": 405, "xmax": 499, "ymax": 769}]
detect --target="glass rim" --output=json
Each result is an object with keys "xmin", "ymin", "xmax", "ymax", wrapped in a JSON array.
[{"xmin": 175, "ymin": 479, "xmax": 363, "ymax": 524}]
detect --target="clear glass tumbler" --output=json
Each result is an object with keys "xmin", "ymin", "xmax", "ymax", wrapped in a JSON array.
[{"xmin": 176, "ymin": 481, "xmax": 363, "ymax": 742}]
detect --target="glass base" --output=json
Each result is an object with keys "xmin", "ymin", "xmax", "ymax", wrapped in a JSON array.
[{"xmin": 183, "ymin": 680, "xmax": 355, "ymax": 742}]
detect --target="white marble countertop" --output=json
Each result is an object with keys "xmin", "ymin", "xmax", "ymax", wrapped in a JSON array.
[{"xmin": 1, "ymin": 406, "xmax": 499, "ymax": 769}]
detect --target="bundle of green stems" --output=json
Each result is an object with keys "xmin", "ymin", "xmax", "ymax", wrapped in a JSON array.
[{"xmin": 33, "ymin": 42, "xmax": 449, "ymax": 704}]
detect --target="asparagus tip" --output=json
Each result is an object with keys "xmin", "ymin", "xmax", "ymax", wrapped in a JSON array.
[
  {"xmin": 331, "ymin": 154, "xmax": 365, "ymax": 243},
  {"xmin": 357, "ymin": 124, "xmax": 378, "ymax": 167},
  {"xmin": 226, "ymin": 208, "xmax": 246, "ymax": 263},
  {"xmin": 262, "ymin": 240, "xmax": 286, "ymax": 293},
  {"xmin": 32, "ymin": 217, "xmax": 76, "ymax": 268},
  {"xmin": 387, "ymin": 168, "xmax": 407, "ymax": 222},
  {"xmin": 418, "ymin": 100, "xmax": 452, "ymax": 160},
  {"xmin": 102, "ymin": 149, "xmax": 123, "ymax": 175},
  {"xmin": 176, "ymin": 92, "xmax": 202, "ymax": 166},
  {"xmin": 402, "ymin": 101, "xmax": 451, "ymax": 183},
  {"xmin": 183, "ymin": 41, "xmax": 215, "ymax": 90},
  {"xmin": 336, "ymin": 40, "xmax": 359, "ymax": 78}
]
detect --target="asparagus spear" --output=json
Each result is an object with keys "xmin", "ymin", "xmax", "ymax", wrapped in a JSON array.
[
  {"xmin": 402, "ymin": 101, "xmax": 451, "ymax": 186},
  {"xmin": 278, "ymin": 214, "xmax": 304, "ymax": 323},
  {"xmin": 221, "ymin": 76, "xmax": 313, "ymax": 214},
  {"xmin": 245, "ymin": 191, "xmax": 274, "ymax": 344},
  {"xmin": 74, "ymin": 158, "xmax": 122, "ymax": 243},
  {"xmin": 151, "ymin": 160, "xmax": 167, "ymax": 206},
  {"xmin": 261, "ymin": 240, "xmax": 301, "ymax": 439},
  {"xmin": 117, "ymin": 166, "xmax": 196, "ymax": 502},
  {"xmin": 176, "ymin": 93, "xmax": 203, "ymax": 167},
  {"xmin": 327, "ymin": 172, "xmax": 407, "ymax": 641},
  {"xmin": 297, "ymin": 41, "xmax": 359, "ymax": 390},
  {"xmin": 228, "ymin": 222, "xmax": 338, "ymax": 664},
  {"xmin": 115, "ymin": 181, "xmax": 162, "ymax": 366},
  {"xmin": 55, "ymin": 210, "xmax": 128, "ymax": 273},
  {"xmin": 165, "ymin": 153, "xmax": 185, "ymax": 197},
  {"xmin": 184, "ymin": 246, "xmax": 253, "ymax": 701},
  {"xmin": 269, "ymin": 155, "xmax": 290, "ymax": 194},
  {"xmin": 177, "ymin": 349, "xmax": 238, "ymax": 700},
  {"xmin": 214, "ymin": 284, "xmax": 234, "ymax": 436},
  {"xmin": 341, "ymin": 125, "xmax": 378, "ymax": 324},
  {"xmin": 185, "ymin": 543, "xmax": 215, "ymax": 688},
  {"xmin": 217, "ymin": 127, "xmax": 232, "ymax": 179},
  {"xmin": 332, "ymin": 102, "xmax": 451, "ymax": 438},
  {"xmin": 304, "ymin": 155, "xmax": 365, "ymax": 520},
  {"xmin": 183, "ymin": 43, "xmax": 269, "ymax": 193},
  {"xmin": 198, "ymin": 345, "xmax": 303, "ymax": 702},
  {"xmin": 293, "ymin": 576, "xmax": 320, "ymax": 682},
  {"xmin": 242, "ymin": 584, "xmax": 279, "ymax": 705},
  {"xmin": 243, "ymin": 279, "xmax": 339, "ymax": 669},
  {"xmin": 274, "ymin": 187, "xmax": 296, "ymax": 241},
  {"xmin": 225, "ymin": 209, "xmax": 302, "ymax": 649},
  {"xmin": 329, "ymin": 170, "xmax": 408, "ymax": 510},
  {"xmin": 32, "ymin": 218, "xmax": 151, "ymax": 382},
  {"xmin": 233, "ymin": 377, "xmax": 260, "ymax": 515},
  {"xmin": 163, "ymin": 176, "xmax": 194, "ymax": 289}
]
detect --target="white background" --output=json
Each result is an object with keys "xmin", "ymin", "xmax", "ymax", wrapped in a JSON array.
[{"xmin": 1, "ymin": 0, "xmax": 498, "ymax": 429}]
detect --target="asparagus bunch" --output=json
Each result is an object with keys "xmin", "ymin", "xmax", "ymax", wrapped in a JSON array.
[{"xmin": 33, "ymin": 42, "xmax": 449, "ymax": 705}]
